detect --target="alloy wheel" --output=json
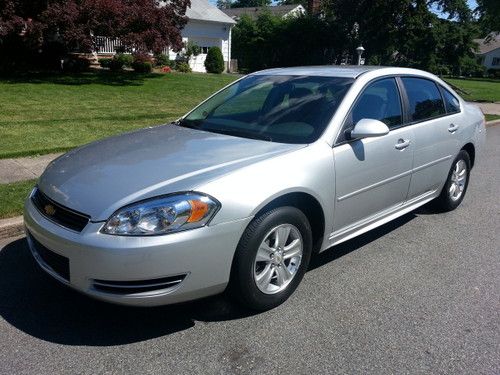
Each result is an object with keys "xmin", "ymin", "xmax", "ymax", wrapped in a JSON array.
[
  {"xmin": 253, "ymin": 224, "xmax": 303, "ymax": 294},
  {"xmin": 449, "ymin": 159, "xmax": 467, "ymax": 202}
]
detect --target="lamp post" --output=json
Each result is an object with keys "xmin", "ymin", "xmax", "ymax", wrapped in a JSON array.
[{"xmin": 356, "ymin": 45, "xmax": 365, "ymax": 65}]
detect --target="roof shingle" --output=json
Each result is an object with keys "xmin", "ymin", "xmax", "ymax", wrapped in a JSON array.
[
  {"xmin": 474, "ymin": 33, "xmax": 500, "ymax": 55},
  {"xmin": 222, "ymin": 5, "xmax": 304, "ymax": 20}
]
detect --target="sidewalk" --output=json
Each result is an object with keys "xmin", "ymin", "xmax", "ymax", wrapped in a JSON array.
[
  {"xmin": 474, "ymin": 102, "xmax": 500, "ymax": 115},
  {"xmin": 0, "ymin": 153, "xmax": 62, "ymax": 184}
]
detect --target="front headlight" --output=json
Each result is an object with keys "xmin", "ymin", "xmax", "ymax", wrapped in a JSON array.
[{"xmin": 101, "ymin": 193, "xmax": 220, "ymax": 236}]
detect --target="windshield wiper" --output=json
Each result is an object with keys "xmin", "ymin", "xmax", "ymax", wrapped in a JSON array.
[
  {"xmin": 176, "ymin": 119, "xmax": 202, "ymax": 130},
  {"xmin": 208, "ymin": 128, "xmax": 273, "ymax": 142}
]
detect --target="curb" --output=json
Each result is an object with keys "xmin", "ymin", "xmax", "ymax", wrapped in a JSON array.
[
  {"xmin": 486, "ymin": 119, "xmax": 500, "ymax": 127},
  {"xmin": 0, "ymin": 216, "xmax": 24, "ymax": 240}
]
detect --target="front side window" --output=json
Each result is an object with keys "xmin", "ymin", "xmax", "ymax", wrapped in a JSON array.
[
  {"xmin": 179, "ymin": 75, "xmax": 354, "ymax": 144},
  {"xmin": 349, "ymin": 78, "xmax": 403, "ymax": 129},
  {"xmin": 402, "ymin": 77, "xmax": 445, "ymax": 122},
  {"xmin": 441, "ymin": 87, "xmax": 460, "ymax": 114}
]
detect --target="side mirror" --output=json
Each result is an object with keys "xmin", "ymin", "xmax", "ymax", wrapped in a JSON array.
[{"xmin": 349, "ymin": 118, "xmax": 390, "ymax": 139}]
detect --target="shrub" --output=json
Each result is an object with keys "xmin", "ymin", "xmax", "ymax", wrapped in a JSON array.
[
  {"xmin": 131, "ymin": 53, "xmax": 153, "ymax": 73},
  {"xmin": 132, "ymin": 61, "xmax": 152, "ymax": 73},
  {"xmin": 63, "ymin": 56, "xmax": 90, "ymax": 72},
  {"xmin": 184, "ymin": 41, "xmax": 201, "ymax": 62},
  {"xmin": 109, "ymin": 58, "xmax": 124, "ymax": 71},
  {"xmin": 204, "ymin": 47, "xmax": 224, "ymax": 74},
  {"xmin": 459, "ymin": 56, "xmax": 486, "ymax": 78},
  {"xmin": 105, "ymin": 53, "xmax": 133, "ymax": 71},
  {"xmin": 161, "ymin": 66, "xmax": 172, "ymax": 73},
  {"xmin": 176, "ymin": 61, "xmax": 192, "ymax": 73},
  {"xmin": 99, "ymin": 58, "xmax": 113, "ymax": 69},
  {"xmin": 115, "ymin": 53, "xmax": 133, "ymax": 67},
  {"xmin": 487, "ymin": 68, "xmax": 500, "ymax": 79},
  {"xmin": 154, "ymin": 53, "xmax": 170, "ymax": 67}
]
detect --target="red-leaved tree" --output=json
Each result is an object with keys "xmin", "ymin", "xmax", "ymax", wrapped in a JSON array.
[{"xmin": 0, "ymin": 0, "xmax": 190, "ymax": 70}]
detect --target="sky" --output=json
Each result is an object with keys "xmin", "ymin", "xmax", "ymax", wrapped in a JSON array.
[{"xmin": 468, "ymin": 0, "xmax": 478, "ymax": 10}]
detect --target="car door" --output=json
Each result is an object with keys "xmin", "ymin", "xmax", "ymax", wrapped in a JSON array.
[
  {"xmin": 332, "ymin": 77, "xmax": 414, "ymax": 235},
  {"xmin": 399, "ymin": 77, "xmax": 462, "ymax": 200}
]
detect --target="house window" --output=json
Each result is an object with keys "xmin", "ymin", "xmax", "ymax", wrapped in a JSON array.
[
  {"xmin": 200, "ymin": 46, "xmax": 210, "ymax": 54},
  {"xmin": 492, "ymin": 57, "xmax": 500, "ymax": 66}
]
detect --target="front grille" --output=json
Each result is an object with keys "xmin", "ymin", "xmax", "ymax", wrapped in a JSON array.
[
  {"xmin": 32, "ymin": 188, "xmax": 90, "ymax": 232},
  {"xmin": 30, "ymin": 235, "xmax": 70, "ymax": 281},
  {"xmin": 92, "ymin": 275, "xmax": 187, "ymax": 295}
]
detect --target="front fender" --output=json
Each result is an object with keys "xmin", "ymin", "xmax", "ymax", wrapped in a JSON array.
[{"xmin": 198, "ymin": 141, "xmax": 335, "ymax": 240}]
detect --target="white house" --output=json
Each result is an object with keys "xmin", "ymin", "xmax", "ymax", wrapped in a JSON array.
[
  {"xmin": 222, "ymin": 4, "xmax": 306, "ymax": 21},
  {"xmin": 174, "ymin": 0, "xmax": 236, "ymax": 72},
  {"xmin": 474, "ymin": 33, "xmax": 500, "ymax": 70},
  {"xmin": 97, "ymin": 0, "xmax": 236, "ymax": 72}
]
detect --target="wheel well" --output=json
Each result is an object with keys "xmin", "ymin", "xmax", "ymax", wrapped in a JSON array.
[
  {"xmin": 462, "ymin": 143, "xmax": 475, "ymax": 168},
  {"xmin": 255, "ymin": 193, "xmax": 325, "ymax": 253}
]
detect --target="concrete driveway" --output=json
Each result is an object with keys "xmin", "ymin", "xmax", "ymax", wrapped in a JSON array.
[{"xmin": 1, "ymin": 127, "xmax": 499, "ymax": 375}]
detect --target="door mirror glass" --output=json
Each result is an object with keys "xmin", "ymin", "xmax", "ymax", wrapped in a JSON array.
[{"xmin": 349, "ymin": 118, "xmax": 390, "ymax": 139}]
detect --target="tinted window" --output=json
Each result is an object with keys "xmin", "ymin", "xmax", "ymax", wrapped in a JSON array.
[
  {"xmin": 402, "ymin": 78, "xmax": 445, "ymax": 121},
  {"xmin": 350, "ymin": 78, "xmax": 402, "ymax": 128},
  {"xmin": 181, "ymin": 75, "xmax": 353, "ymax": 144},
  {"xmin": 441, "ymin": 87, "xmax": 460, "ymax": 113}
]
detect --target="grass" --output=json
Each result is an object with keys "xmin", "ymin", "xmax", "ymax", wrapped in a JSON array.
[
  {"xmin": 445, "ymin": 78, "xmax": 500, "ymax": 102},
  {"xmin": 0, "ymin": 179, "xmax": 36, "ymax": 219},
  {"xmin": 0, "ymin": 71, "xmax": 238, "ymax": 159},
  {"xmin": 485, "ymin": 114, "xmax": 500, "ymax": 122}
]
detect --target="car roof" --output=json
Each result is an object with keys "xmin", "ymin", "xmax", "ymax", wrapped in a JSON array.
[{"xmin": 251, "ymin": 65, "xmax": 428, "ymax": 79}]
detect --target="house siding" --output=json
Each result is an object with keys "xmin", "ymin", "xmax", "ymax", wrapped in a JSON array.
[
  {"xmin": 479, "ymin": 47, "xmax": 500, "ymax": 70},
  {"xmin": 172, "ymin": 20, "xmax": 233, "ymax": 72}
]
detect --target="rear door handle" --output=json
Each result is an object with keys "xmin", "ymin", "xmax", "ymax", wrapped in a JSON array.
[
  {"xmin": 395, "ymin": 139, "xmax": 411, "ymax": 150},
  {"xmin": 448, "ymin": 123, "xmax": 459, "ymax": 133}
]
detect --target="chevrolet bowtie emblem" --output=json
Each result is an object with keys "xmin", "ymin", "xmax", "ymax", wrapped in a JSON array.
[{"xmin": 44, "ymin": 204, "xmax": 56, "ymax": 216}]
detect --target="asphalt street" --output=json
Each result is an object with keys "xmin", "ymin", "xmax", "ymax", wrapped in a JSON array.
[{"xmin": 1, "ymin": 126, "xmax": 499, "ymax": 375}]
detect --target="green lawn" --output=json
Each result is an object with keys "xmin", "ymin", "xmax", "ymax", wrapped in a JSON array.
[
  {"xmin": 0, "ymin": 71, "xmax": 238, "ymax": 159},
  {"xmin": 0, "ymin": 179, "xmax": 36, "ymax": 219},
  {"xmin": 445, "ymin": 78, "xmax": 500, "ymax": 102},
  {"xmin": 485, "ymin": 114, "xmax": 500, "ymax": 122}
]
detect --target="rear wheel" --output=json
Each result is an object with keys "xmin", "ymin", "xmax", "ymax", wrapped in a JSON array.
[
  {"xmin": 229, "ymin": 206, "xmax": 312, "ymax": 311},
  {"xmin": 433, "ymin": 150, "xmax": 471, "ymax": 211}
]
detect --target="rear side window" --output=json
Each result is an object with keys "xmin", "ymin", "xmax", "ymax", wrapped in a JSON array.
[
  {"xmin": 441, "ymin": 87, "xmax": 460, "ymax": 114},
  {"xmin": 401, "ymin": 78, "xmax": 445, "ymax": 122},
  {"xmin": 350, "ymin": 78, "xmax": 403, "ymax": 128}
]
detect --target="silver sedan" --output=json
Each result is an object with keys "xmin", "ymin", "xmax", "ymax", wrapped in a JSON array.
[{"xmin": 24, "ymin": 66, "xmax": 486, "ymax": 310}]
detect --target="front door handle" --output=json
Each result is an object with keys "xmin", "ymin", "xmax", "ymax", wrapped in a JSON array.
[
  {"xmin": 448, "ymin": 123, "xmax": 459, "ymax": 133},
  {"xmin": 395, "ymin": 138, "xmax": 411, "ymax": 150}
]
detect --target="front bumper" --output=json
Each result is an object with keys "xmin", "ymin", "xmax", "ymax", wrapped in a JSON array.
[{"xmin": 24, "ymin": 197, "xmax": 251, "ymax": 306}]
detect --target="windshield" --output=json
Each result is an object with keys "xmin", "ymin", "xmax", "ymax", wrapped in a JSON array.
[{"xmin": 178, "ymin": 75, "xmax": 354, "ymax": 144}]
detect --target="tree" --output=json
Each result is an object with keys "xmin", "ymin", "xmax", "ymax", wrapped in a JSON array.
[
  {"xmin": 232, "ymin": 13, "xmax": 343, "ymax": 72},
  {"xmin": 319, "ymin": 0, "xmax": 476, "ymax": 71},
  {"xmin": 230, "ymin": 0, "xmax": 479, "ymax": 75},
  {"xmin": 231, "ymin": 0, "xmax": 271, "ymax": 8},
  {"xmin": 0, "ymin": 0, "xmax": 190, "ymax": 71},
  {"xmin": 476, "ymin": 0, "xmax": 500, "ymax": 34},
  {"xmin": 181, "ymin": 40, "xmax": 200, "ymax": 64},
  {"xmin": 204, "ymin": 46, "xmax": 224, "ymax": 73},
  {"xmin": 216, "ymin": 0, "xmax": 233, "ymax": 9},
  {"xmin": 277, "ymin": 0, "xmax": 304, "ymax": 5}
]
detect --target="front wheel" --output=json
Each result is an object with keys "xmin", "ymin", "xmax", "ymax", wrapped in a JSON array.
[
  {"xmin": 229, "ymin": 206, "xmax": 312, "ymax": 311},
  {"xmin": 433, "ymin": 150, "xmax": 471, "ymax": 211}
]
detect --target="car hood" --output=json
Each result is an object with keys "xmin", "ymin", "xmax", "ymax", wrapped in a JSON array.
[{"xmin": 38, "ymin": 124, "xmax": 303, "ymax": 221}]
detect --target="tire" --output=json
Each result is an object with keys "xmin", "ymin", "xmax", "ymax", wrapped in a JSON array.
[
  {"xmin": 229, "ymin": 206, "xmax": 313, "ymax": 311},
  {"xmin": 433, "ymin": 150, "xmax": 471, "ymax": 212}
]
